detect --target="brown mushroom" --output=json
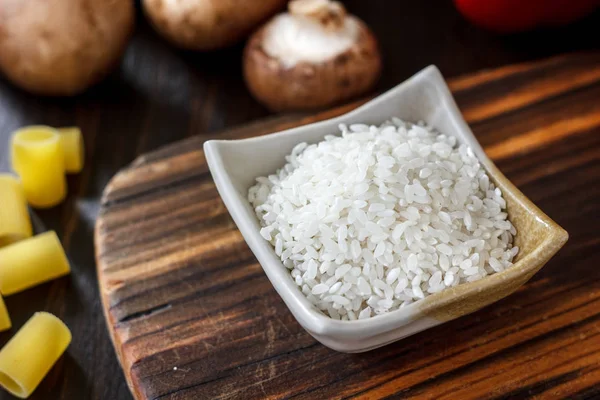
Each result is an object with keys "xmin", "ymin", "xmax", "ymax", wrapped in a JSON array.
[
  {"xmin": 0, "ymin": 0, "xmax": 134, "ymax": 96},
  {"xmin": 243, "ymin": 0, "xmax": 382, "ymax": 112},
  {"xmin": 143, "ymin": 0, "xmax": 287, "ymax": 51}
]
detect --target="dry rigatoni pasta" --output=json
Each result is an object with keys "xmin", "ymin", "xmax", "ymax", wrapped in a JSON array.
[
  {"xmin": 0, "ymin": 296, "xmax": 11, "ymax": 332},
  {"xmin": 0, "ymin": 231, "xmax": 70, "ymax": 296},
  {"xmin": 10, "ymin": 126, "xmax": 66, "ymax": 208},
  {"xmin": 58, "ymin": 127, "xmax": 84, "ymax": 174},
  {"xmin": 0, "ymin": 175, "xmax": 32, "ymax": 247},
  {"xmin": 0, "ymin": 312, "xmax": 71, "ymax": 398}
]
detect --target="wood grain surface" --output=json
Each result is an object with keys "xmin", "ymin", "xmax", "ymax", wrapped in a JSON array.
[{"xmin": 96, "ymin": 53, "xmax": 600, "ymax": 399}]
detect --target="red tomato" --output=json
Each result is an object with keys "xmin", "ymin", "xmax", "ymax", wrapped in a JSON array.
[{"xmin": 454, "ymin": 0, "xmax": 600, "ymax": 33}]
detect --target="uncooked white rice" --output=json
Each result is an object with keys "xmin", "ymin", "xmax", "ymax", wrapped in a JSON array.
[{"xmin": 248, "ymin": 119, "xmax": 518, "ymax": 320}]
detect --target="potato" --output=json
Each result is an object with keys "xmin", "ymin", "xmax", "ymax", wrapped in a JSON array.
[
  {"xmin": 0, "ymin": 0, "xmax": 134, "ymax": 96},
  {"xmin": 143, "ymin": 0, "xmax": 287, "ymax": 51}
]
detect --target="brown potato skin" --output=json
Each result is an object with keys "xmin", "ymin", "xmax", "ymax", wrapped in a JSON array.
[
  {"xmin": 0, "ymin": 0, "xmax": 134, "ymax": 96},
  {"xmin": 143, "ymin": 0, "xmax": 287, "ymax": 51},
  {"xmin": 243, "ymin": 18, "xmax": 382, "ymax": 112}
]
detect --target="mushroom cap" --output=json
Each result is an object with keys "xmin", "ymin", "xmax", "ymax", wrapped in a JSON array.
[
  {"xmin": 243, "ymin": 15, "xmax": 382, "ymax": 112},
  {"xmin": 143, "ymin": 0, "xmax": 287, "ymax": 51},
  {"xmin": 0, "ymin": 0, "xmax": 134, "ymax": 96}
]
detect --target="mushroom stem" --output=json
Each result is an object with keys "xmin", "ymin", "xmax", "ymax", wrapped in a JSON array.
[{"xmin": 289, "ymin": 0, "xmax": 347, "ymax": 30}]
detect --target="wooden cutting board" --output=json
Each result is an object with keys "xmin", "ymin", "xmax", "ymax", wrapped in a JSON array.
[{"xmin": 95, "ymin": 53, "xmax": 600, "ymax": 400}]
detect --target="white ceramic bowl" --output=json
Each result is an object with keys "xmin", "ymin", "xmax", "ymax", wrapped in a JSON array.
[{"xmin": 204, "ymin": 66, "xmax": 568, "ymax": 352}]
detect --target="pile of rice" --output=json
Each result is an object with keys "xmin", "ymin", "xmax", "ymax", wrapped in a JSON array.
[{"xmin": 248, "ymin": 118, "xmax": 518, "ymax": 320}]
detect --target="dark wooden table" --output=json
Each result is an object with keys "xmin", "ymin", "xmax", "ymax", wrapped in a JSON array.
[{"xmin": 0, "ymin": 2, "xmax": 598, "ymax": 399}]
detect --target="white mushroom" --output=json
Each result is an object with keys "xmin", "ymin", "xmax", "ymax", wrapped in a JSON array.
[
  {"xmin": 244, "ymin": 0, "xmax": 382, "ymax": 111},
  {"xmin": 143, "ymin": 0, "xmax": 287, "ymax": 51}
]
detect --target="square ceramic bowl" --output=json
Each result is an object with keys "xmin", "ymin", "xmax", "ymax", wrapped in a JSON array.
[{"xmin": 204, "ymin": 66, "xmax": 568, "ymax": 353}]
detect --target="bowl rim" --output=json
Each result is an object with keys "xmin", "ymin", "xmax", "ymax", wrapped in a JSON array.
[{"xmin": 204, "ymin": 65, "xmax": 568, "ymax": 338}]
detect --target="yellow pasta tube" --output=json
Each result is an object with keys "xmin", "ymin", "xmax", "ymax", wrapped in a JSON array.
[
  {"xmin": 0, "ymin": 295, "xmax": 11, "ymax": 332},
  {"xmin": 0, "ymin": 175, "xmax": 32, "ymax": 247},
  {"xmin": 0, "ymin": 312, "xmax": 71, "ymax": 398},
  {"xmin": 58, "ymin": 127, "xmax": 84, "ymax": 174},
  {"xmin": 0, "ymin": 231, "xmax": 70, "ymax": 296},
  {"xmin": 10, "ymin": 126, "xmax": 66, "ymax": 208}
]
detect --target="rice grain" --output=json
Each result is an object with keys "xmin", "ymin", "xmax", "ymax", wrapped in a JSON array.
[{"xmin": 248, "ymin": 119, "xmax": 518, "ymax": 319}]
